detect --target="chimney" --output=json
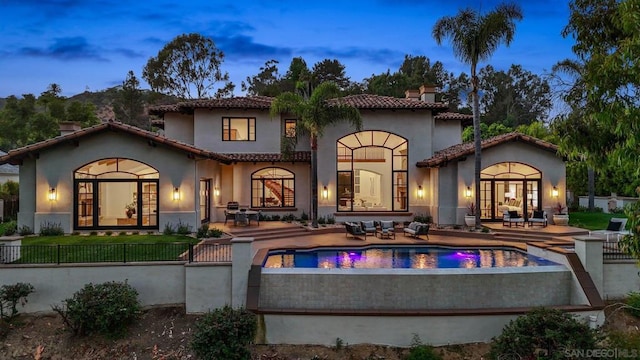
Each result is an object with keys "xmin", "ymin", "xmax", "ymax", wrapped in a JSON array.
[
  {"xmin": 419, "ymin": 85, "xmax": 437, "ymax": 103},
  {"xmin": 404, "ymin": 89, "xmax": 420, "ymax": 100},
  {"xmin": 59, "ymin": 121, "xmax": 81, "ymax": 136}
]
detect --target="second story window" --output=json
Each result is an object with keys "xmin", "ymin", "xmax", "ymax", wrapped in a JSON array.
[
  {"xmin": 223, "ymin": 117, "xmax": 256, "ymax": 141},
  {"xmin": 285, "ymin": 119, "xmax": 297, "ymax": 138}
]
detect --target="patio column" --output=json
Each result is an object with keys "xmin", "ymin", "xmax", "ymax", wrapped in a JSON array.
[
  {"xmin": 573, "ymin": 235, "xmax": 604, "ymax": 297},
  {"xmin": 231, "ymin": 237, "xmax": 254, "ymax": 307}
]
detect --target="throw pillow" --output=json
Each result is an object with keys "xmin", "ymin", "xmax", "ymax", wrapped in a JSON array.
[
  {"xmin": 381, "ymin": 220, "xmax": 394, "ymax": 229},
  {"xmin": 533, "ymin": 210, "xmax": 544, "ymax": 219},
  {"xmin": 606, "ymin": 220, "xmax": 622, "ymax": 231},
  {"xmin": 508, "ymin": 211, "xmax": 519, "ymax": 218},
  {"xmin": 408, "ymin": 222, "xmax": 418, "ymax": 230},
  {"xmin": 362, "ymin": 220, "xmax": 375, "ymax": 229}
]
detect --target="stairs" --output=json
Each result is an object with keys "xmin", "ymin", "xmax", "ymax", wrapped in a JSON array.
[
  {"xmin": 227, "ymin": 225, "xmax": 311, "ymax": 241},
  {"xmin": 491, "ymin": 227, "xmax": 589, "ymax": 244}
]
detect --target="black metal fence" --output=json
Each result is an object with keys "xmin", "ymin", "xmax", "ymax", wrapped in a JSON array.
[
  {"xmin": 0, "ymin": 242, "xmax": 232, "ymax": 265},
  {"xmin": 603, "ymin": 241, "xmax": 635, "ymax": 260}
]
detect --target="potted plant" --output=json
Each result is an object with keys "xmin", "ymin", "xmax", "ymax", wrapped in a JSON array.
[
  {"xmin": 552, "ymin": 202, "xmax": 569, "ymax": 226},
  {"xmin": 465, "ymin": 203, "xmax": 476, "ymax": 227},
  {"xmin": 125, "ymin": 202, "xmax": 136, "ymax": 218}
]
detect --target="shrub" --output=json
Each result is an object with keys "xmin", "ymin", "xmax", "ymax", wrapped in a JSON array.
[
  {"xmin": 18, "ymin": 225, "xmax": 33, "ymax": 236},
  {"xmin": 118, "ymin": 231, "xmax": 127, "ymax": 236},
  {"xmin": 300, "ymin": 211, "xmax": 309, "ymax": 221},
  {"xmin": 208, "ymin": 227, "xmax": 224, "ymax": 238},
  {"xmin": 0, "ymin": 282, "xmax": 34, "ymax": 322},
  {"xmin": 489, "ymin": 307, "xmax": 598, "ymax": 359},
  {"xmin": 317, "ymin": 216, "xmax": 326, "ymax": 225},
  {"xmin": 405, "ymin": 335, "xmax": 442, "ymax": 360},
  {"xmin": 271, "ymin": 214, "xmax": 281, "ymax": 221},
  {"xmin": 196, "ymin": 224, "xmax": 210, "ymax": 238},
  {"xmin": 163, "ymin": 222, "xmax": 176, "ymax": 235},
  {"xmin": 191, "ymin": 305, "xmax": 257, "ymax": 360},
  {"xmin": 105, "ymin": 231, "xmax": 113, "ymax": 236},
  {"xmin": 626, "ymin": 291, "xmax": 640, "ymax": 318},
  {"xmin": 39, "ymin": 221, "xmax": 64, "ymax": 236},
  {"xmin": 327, "ymin": 215, "xmax": 336, "ymax": 225},
  {"xmin": 176, "ymin": 220, "xmax": 191, "ymax": 235},
  {"xmin": 89, "ymin": 231, "xmax": 98, "ymax": 236},
  {"xmin": 0, "ymin": 220, "xmax": 17, "ymax": 236},
  {"xmin": 413, "ymin": 214, "xmax": 432, "ymax": 224},
  {"xmin": 53, "ymin": 281, "xmax": 140, "ymax": 338}
]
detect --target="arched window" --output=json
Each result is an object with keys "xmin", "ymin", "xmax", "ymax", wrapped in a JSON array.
[
  {"xmin": 336, "ymin": 131, "xmax": 408, "ymax": 212},
  {"xmin": 74, "ymin": 158, "xmax": 159, "ymax": 229},
  {"xmin": 251, "ymin": 168, "xmax": 295, "ymax": 208}
]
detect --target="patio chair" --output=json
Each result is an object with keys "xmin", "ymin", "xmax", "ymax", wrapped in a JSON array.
[
  {"xmin": 224, "ymin": 210, "xmax": 235, "ymax": 225},
  {"xmin": 590, "ymin": 217, "xmax": 629, "ymax": 242},
  {"xmin": 248, "ymin": 210, "xmax": 261, "ymax": 226},
  {"xmin": 234, "ymin": 211, "xmax": 248, "ymax": 226},
  {"xmin": 502, "ymin": 210, "xmax": 524, "ymax": 228},
  {"xmin": 345, "ymin": 222, "xmax": 367, "ymax": 239},
  {"xmin": 226, "ymin": 201, "xmax": 239, "ymax": 210},
  {"xmin": 528, "ymin": 210, "xmax": 548, "ymax": 227},
  {"xmin": 403, "ymin": 222, "xmax": 429, "ymax": 239},
  {"xmin": 377, "ymin": 220, "xmax": 396, "ymax": 239},
  {"xmin": 360, "ymin": 220, "xmax": 378, "ymax": 238}
]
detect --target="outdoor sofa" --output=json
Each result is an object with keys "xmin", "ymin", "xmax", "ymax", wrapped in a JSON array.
[{"xmin": 403, "ymin": 222, "xmax": 430, "ymax": 239}]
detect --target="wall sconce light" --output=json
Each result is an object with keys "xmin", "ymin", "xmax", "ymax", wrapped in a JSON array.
[
  {"xmin": 552, "ymin": 186, "xmax": 559, "ymax": 197},
  {"xmin": 48, "ymin": 187, "xmax": 57, "ymax": 201},
  {"xmin": 322, "ymin": 186, "xmax": 328, "ymax": 199},
  {"xmin": 173, "ymin": 187, "xmax": 180, "ymax": 201},
  {"xmin": 464, "ymin": 186, "xmax": 472, "ymax": 198},
  {"xmin": 417, "ymin": 185, "xmax": 424, "ymax": 199},
  {"xmin": 214, "ymin": 187, "xmax": 220, "ymax": 197}
]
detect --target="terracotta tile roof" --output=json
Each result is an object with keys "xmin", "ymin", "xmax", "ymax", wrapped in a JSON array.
[
  {"xmin": 434, "ymin": 112, "xmax": 473, "ymax": 121},
  {"xmin": 0, "ymin": 151, "xmax": 18, "ymax": 174},
  {"xmin": 149, "ymin": 96, "xmax": 274, "ymax": 115},
  {"xmin": 149, "ymin": 94, "xmax": 451, "ymax": 115},
  {"xmin": 330, "ymin": 94, "xmax": 449, "ymax": 110},
  {"xmin": 416, "ymin": 132, "xmax": 559, "ymax": 168},
  {"xmin": 0, "ymin": 121, "xmax": 233, "ymax": 166},
  {"xmin": 222, "ymin": 151, "xmax": 311, "ymax": 163}
]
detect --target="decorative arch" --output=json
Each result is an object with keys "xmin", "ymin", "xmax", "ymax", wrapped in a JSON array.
[
  {"xmin": 336, "ymin": 131, "xmax": 408, "ymax": 212},
  {"xmin": 251, "ymin": 167, "xmax": 295, "ymax": 208},
  {"xmin": 480, "ymin": 162, "xmax": 542, "ymax": 221},
  {"xmin": 74, "ymin": 158, "xmax": 158, "ymax": 230}
]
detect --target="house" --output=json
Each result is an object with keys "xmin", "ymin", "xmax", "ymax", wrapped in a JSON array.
[{"xmin": 0, "ymin": 86, "xmax": 566, "ymax": 233}]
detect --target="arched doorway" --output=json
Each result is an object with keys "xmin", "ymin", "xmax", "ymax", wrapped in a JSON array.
[
  {"xmin": 336, "ymin": 131, "xmax": 408, "ymax": 212},
  {"xmin": 74, "ymin": 158, "xmax": 159, "ymax": 229},
  {"xmin": 480, "ymin": 162, "xmax": 541, "ymax": 221},
  {"xmin": 251, "ymin": 167, "xmax": 295, "ymax": 208}
]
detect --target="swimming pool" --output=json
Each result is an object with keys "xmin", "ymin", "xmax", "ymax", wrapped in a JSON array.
[{"xmin": 263, "ymin": 245, "xmax": 559, "ymax": 269}]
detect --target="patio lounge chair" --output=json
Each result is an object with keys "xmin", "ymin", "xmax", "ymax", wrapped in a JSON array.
[
  {"xmin": 223, "ymin": 210, "xmax": 235, "ymax": 225},
  {"xmin": 528, "ymin": 210, "xmax": 548, "ymax": 227},
  {"xmin": 345, "ymin": 222, "xmax": 367, "ymax": 239},
  {"xmin": 377, "ymin": 220, "xmax": 396, "ymax": 239},
  {"xmin": 403, "ymin": 222, "xmax": 429, "ymax": 239},
  {"xmin": 502, "ymin": 210, "xmax": 524, "ymax": 227},
  {"xmin": 590, "ymin": 217, "xmax": 629, "ymax": 242},
  {"xmin": 360, "ymin": 220, "xmax": 378, "ymax": 238}
]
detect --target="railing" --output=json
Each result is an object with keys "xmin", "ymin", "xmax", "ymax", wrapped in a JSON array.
[
  {"xmin": 603, "ymin": 242, "xmax": 635, "ymax": 260},
  {"xmin": 0, "ymin": 243, "xmax": 232, "ymax": 265}
]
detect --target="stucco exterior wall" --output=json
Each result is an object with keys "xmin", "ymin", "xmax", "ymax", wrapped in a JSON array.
[
  {"xmin": 192, "ymin": 108, "xmax": 280, "ymax": 153},
  {"xmin": 603, "ymin": 261, "xmax": 640, "ymax": 300},
  {"xmin": 20, "ymin": 131, "xmax": 208, "ymax": 233},
  {"xmin": 185, "ymin": 263, "xmax": 232, "ymax": 313},
  {"xmin": 163, "ymin": 113, "xmax": 194, "ymax": 144},
  {"xmin": 433, "ymin": 119, "xmax": 462, "ymax": 153}
]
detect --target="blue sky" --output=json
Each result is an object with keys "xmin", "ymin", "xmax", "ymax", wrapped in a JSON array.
[{"xmin": 0, "ymin": 0, "xmax": 575, "ymax": 98}]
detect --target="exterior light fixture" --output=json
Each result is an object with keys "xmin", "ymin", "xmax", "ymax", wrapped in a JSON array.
[
  {"xmin": 322, "ymin": 186, "xmax": 328, "ymax": 199},
  {"xmin": 173, "ymin": 187, "xmax": 180, "ymax": 201},
  {"xmin": 214, "ymin": 187, "xmax": 220, "ymax": 197},
  {"xmin": 417, "ymin": 185, "xmax": 424, "ymax": 199},
  {"xmin": 552, "ymin": 186, "xmax": 559, "ymax": 197},
  {"xmin": 48, "ymin": 187, "xmax": 57, "ymax": 201},
  {"xmin": 464, "ymin": 186, "xmax": 472, "ymax": 198}
]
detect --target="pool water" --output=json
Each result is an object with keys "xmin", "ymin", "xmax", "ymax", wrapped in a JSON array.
[{"xmin": 263, "ymin": 246, "xmax": 559, "ymax": 269}]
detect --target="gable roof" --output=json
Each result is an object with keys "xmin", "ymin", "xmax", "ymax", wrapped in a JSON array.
[
  {"xmin": 0, "ymin": 151, "xmax": 18, "ymax": 175},
  {"xmin": 0, "ymin": 121, "xmax": 233, "ymax": 166},
  {"xmin": 149, "ymin": 93, "xmax": 457, "ymax": 115},
  {"xmin": 416, "ymin": 132, "xmax": 560, "ymax": 168}
]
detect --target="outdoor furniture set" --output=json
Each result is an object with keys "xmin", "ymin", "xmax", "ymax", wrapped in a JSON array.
[
  {"xmin": 345, "ymin": 220, "xmax": 430, "ymax": 240},
  {"xmin": 502, "ymin": 210, "xmax": 548, "ymax": 228}
]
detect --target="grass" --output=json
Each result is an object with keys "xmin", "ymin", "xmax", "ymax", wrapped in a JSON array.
[
  {"xmin": 15, "ymin": 234, "xmax": 199, "ymax": 264},
  {"xmin": 568, "ymin": 211, "xmax": 628, "ymax": 231}
]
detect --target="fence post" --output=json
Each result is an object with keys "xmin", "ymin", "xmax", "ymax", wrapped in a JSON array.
[
  {"xmin": 188, "ymin": 243, "xmax": 194, "ymax": 263},
  {"xmin": 57, "ymin": 244, "xmax": 60, "ymax": 264},
  {"xmin": 231, "ymin": 237, "xmax": 254, "ymax": 308},
  {"xmin": 123, "ymin": 243, "xmax": 127, "ymax": 263},
  {"xmin": 573, "ymin": 235, "xmax": 604, "ymax": 296}
]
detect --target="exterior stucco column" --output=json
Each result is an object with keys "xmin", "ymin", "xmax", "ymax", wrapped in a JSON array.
[
  {"xmin": 573, "ymin": 235, "xmax": 604, "ymax": 296},
  {"xmin": 231, "ymin": 237, "xmax": 254, "ymax": 307}
]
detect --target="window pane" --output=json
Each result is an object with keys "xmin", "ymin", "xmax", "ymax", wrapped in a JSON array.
[
  {"xmin": 77, "ymin": 182, "xmax": 93, "ymax": 227},
  {"xmin": 141, "ymin": 182, "xmax": 158, "ymax": 227},
  {"xmin": 285, "ymin": 119, "xmax": 296, "ymax": 138},
  {"xmin": 252, "ymin": 168, "xmax": 294, "ymax": 207},
  {"xmin": 98, "ymin": 182, "xmax": 138, "ymax": 227},
  {"xmin": 337, "ymin": 171, "xmax": 353, "ymax": 211}
]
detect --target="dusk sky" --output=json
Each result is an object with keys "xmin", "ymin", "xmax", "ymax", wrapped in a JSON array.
[{"xmin": 0, "ymin": 0, "xmax": 575, "ymax": 98}]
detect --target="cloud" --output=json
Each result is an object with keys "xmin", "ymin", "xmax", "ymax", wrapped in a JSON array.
[
  {"xmin": 18, "ymin": 37, "xmax": 107, "ymax": 61},
  {"xmin": 302, "ymin": 46, "xmax": 404, "ymax": 65},
  {"xmin": 113, "ymin": 48, "xmax": 145, "ymax": 59},
  {"xmin": 214, "ymin": 35, "xmax": 292, "ymax": 61}
]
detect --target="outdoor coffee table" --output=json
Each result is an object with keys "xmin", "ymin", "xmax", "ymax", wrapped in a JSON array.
[{"xmin": 376, "ymin": 228, "xmax": 395, "ymax": 239}]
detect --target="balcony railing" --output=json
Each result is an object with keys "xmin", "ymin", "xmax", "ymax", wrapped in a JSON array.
[{"xmin": 603, "ymin": 242, "xmax": 635, "ymax": 260}]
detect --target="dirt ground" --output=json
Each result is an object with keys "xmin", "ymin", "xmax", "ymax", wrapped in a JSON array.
[{"xmin": 0, "ymin": 303, "xmax": 636, "ymax": 360}]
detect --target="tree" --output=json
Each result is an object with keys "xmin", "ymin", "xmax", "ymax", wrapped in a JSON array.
[
  {"xmin": 113, "ymin": 71, "xmax": 147, "ymax": 128},
  {"xmin": 143, "ymin": 33, "xmax": 234, "ymax": 99},
  {"xmin": 270, "ymin": 82, "xmax": 362, "ymax": 228},
  {"xmin": 433, "ymin": 2, "xmax": 523, "ymax": 227},
  {"xmin": 241, "ymin": 59, "xmax": 283, "ymax": 97},
  {"xmin": 479, "ymin": 64, "xmax": 552, "ymax": 127},
  {"xmin": 311, "ymin": 59, "xmax": 351, "ymax": 91}
]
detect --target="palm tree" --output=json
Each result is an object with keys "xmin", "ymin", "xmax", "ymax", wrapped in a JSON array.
[
  {"xmin": 432, "ymin": 3, "xmax": 523, "ymax": 228},
  {"xmin": 270, "ymin": 81, "xmax": 362, "ymax": 227}
]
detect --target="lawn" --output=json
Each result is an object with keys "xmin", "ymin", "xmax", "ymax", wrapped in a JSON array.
[
  {"xmin": 568, "ymin": 211, "xmax": 628, "ymax": 230},
  {"xmin": 14, "ymin": 234, "xmax": 200, "ymax": 264}
]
